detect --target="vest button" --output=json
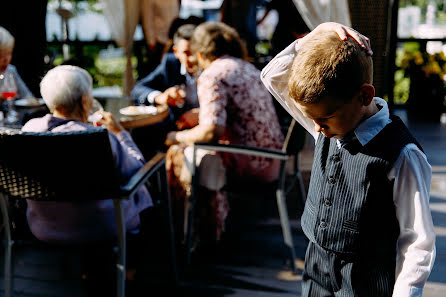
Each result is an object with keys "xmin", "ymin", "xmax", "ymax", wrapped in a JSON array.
[
  {"xmin": 328, "ymin": 177, "xmax": 336, "ymax": 184},
  {"xmin": 331, "ymin": 155, "xmax": 341, "ymax": 162},
  {"xmin": 324, "ymin": 199, "xmax": 332, "ymax": 206},
  {"xmin": 319, "ymin": 220, "xmax": 327, "ymax": 228}
]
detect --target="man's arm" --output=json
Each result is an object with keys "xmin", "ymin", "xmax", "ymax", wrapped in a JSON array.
[
  {"xmin": 131, "ymin": 54, "xmax": 180, "ymax": 105},
  {"xmin": 391, "ymin": 144, "xmax": 436, "ymax": 297}
]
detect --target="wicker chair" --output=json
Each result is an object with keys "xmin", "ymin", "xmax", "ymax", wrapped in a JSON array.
[
  {"xmin": 185, "ymin": 119, "xmax": 307, "ymax": 274},
  {"xmin": 0, "ymin": 127, "xmax": 177, "ymax": 297}
]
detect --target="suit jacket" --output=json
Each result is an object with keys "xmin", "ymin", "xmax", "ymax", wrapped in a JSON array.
[{"xmin": 131, "ymin": 52, "xmax": 186, "ymax": 105}]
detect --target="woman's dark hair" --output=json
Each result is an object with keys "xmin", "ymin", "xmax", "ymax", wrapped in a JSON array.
[{"xmin": 190, "ymin": 21, "xmax": 248, "ymax": 62}]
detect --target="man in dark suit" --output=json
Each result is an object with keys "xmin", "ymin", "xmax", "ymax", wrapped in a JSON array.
[
  {"xmin": 132, "ymin": 24, "xmax": 199, "ymax": 123},
  {"xmin": 130, "ymin": 24, "xmax": 199, "ymax": 158}
]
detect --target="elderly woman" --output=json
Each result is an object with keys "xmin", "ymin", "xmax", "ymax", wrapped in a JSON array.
[
  {"xmin": 165, "ymin": 22, "xmax": 284, "ymax": 246},
  {"xmin": 21, "ymin": 65, "xmax": 152, "ymax": 243},
  {"xmin": 0, "ymin": 26, "xmax": 33, "ymax": 100}
]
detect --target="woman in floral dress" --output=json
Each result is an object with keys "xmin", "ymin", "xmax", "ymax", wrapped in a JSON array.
[{"xmin": 165, "ymin": 21, "xmax": 284, "ymax": 247}]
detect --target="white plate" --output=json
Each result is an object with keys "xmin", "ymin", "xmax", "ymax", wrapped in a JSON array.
[
  {"xmin": 14, "ymin": 98, "xmax": 45, "ymax": 107},
  {"xmin": 119, "ymin": 105, "xmax": 158, "ymax": 116}
]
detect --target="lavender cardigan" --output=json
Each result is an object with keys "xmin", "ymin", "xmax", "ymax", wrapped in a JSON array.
[{"xmin": 21, "ymin": 114, "xmax": 153, "ymax": 243}]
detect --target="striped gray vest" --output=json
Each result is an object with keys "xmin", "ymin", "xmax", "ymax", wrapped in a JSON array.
[{"xmin": 301, "ymin": 116, "xmax": 422, "ymax": 257}]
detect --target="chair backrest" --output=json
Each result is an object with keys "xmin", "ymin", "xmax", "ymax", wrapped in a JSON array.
[
  {"xmin": 0, "ymin": 127, "xmax": 121, "ymax": 201},
  {"xmin": 282, "ymin": 119, "xmax": 306, "ymax": 155}
]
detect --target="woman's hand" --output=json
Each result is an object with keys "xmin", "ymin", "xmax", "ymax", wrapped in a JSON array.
[
  {"xmin": 96, "ymin": 111, "xmax": 124, "ymax": 134},
  {"xmin": 301, "ymin": 22, "xmax": 373, "ymax": 56},
  {"xmin": 176, "ymin": 108, "xmax": 199, "ymax": 130},
  {"xmin": 165, "ymin": 131, "xmax": 179, "ymax": 146}
]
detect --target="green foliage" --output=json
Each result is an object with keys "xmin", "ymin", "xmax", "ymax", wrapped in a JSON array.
[
  {"xmin": 255, "ymin": 40, "xmax": 271, "ymax": 56},
  {"xmin": 94, "ymin": 56, "xmax": 138, "ymax": 88},
  {"xmin": 394, "ymin": 42, "xmax": 446, "ymax": 105},
  {"xmin": 46, "ymin": 43, "xmax": 139, "ymax": 89},
  {"xmin": 397, "ymin": 43, "xmax": 446, "ymax": 79},
  {"xmin": 394, "ymin": 70, "xmax": 411, "ymax": 104},
  {"xmin": 400, "ymin": 0, "xmax": 429, "ymax": 8},
  {"xmin": 400, "ymin": 0, "xmax": 446, "ymax": 23}
]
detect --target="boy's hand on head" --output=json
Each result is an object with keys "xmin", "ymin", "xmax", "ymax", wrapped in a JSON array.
[{"xmin": 304, "ymin": 22, "xmax": 373, "ymax": 56}]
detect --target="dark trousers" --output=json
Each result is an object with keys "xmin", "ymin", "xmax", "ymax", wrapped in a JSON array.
[{"xmin": 302, "ymin": 241, "xmax": 395, "ymax": 297}]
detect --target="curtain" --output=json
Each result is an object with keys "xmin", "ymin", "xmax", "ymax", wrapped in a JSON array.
[
  {"xmin": 100, "ymin": 0, "xmax": 179, "ymax": 95},
  {"xmin": 140, "ymin": 0, "xmax": 180, "ymax": 47},
  {"xmin": 292, "ymin": 0, "xmax": 351, "ymax": 30},
  {"xmin": 100, "ymin": 0, "xmax": 140, "ymax": 96}
]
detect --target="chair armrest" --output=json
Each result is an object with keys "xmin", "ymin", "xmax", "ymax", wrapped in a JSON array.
[
  {"xmin": 193, "ymin": 142, "xmax": 288, "ymax": 160},
  {"xmin": 120, "ymin": 152, "xmax": 166, "ymax": 198}
]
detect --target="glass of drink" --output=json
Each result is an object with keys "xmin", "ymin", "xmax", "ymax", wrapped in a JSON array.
[
  {"xmin": 0, "ymin": 72, "xmax": 19, "ymax": 125},
  {"xmin": 175, "ymin": 84, "xmax": 186, "ymax": 108},
  {"xmin": 88, "ymin": 98, "xmax": 104, "ymax": 126}
]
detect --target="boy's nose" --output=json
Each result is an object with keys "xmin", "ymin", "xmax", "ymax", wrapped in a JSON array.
[{"xmin": 314, "ymin": 121, "xmax": 324, "ymax": 133}]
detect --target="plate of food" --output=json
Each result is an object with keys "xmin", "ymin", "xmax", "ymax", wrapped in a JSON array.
[
  {"xmin": 119, "ymin": 105, "xmax": 158, "ymax": 116},
  {"xmin": 14, "ymin": 98, "xmax": 46, "ymax": 107}
]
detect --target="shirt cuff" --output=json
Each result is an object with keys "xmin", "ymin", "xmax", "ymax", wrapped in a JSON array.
[
  {"xmin": 147, "ymin": 91, "xmax": 162, "ymax": 104},
  {"xmin": 393, "ymin": 284, "xmax": 424, "ymax": 297}
]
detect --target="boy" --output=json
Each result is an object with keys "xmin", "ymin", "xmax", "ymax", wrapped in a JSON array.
[{"xmin": 261, "ymin": 23, "xmax": 435, "ymax": 297}]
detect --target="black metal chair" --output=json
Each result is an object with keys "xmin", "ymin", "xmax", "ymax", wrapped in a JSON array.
[
  {"xmin": 0, "ymin": 127, "xmax": 177, "ymax": 297},
  {"xmin": 185, "ymin": 119, "xmax": 307, "ymax": 273}
]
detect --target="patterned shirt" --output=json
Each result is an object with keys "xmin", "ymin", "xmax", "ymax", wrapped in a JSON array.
[{"xmin": 198, "ymin": 55, "xmax": 284, "ymax": 178}]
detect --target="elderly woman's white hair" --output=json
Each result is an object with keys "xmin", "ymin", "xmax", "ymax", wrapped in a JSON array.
[
  {"xmin": 0, "ymin": 26, "xmax": 14, "ymax": 50},
  {"xmin": 40, "ymin": 65, "xmax": 92, "ymax": 113}
]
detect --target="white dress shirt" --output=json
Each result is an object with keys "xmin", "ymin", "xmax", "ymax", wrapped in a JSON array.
[{"xmin": 260, "ymin": 40, "xmax": 436, "ymax": 297}]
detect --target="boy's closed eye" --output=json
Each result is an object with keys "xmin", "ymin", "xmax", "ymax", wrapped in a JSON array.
[{"xmin": 316, "ymin": 116, "xmax": 335, "ymax": 122}]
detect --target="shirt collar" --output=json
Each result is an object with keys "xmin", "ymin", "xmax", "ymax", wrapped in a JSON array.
[
  {"xmin": 351, "ymin": 97, "xmax": 391, "ymax": 146},
  {"xmin": 181, "ymin": 63, "xmax": 196, "ymax": 82},
  {"xmin": 180, "ymin": 62, "xmax": 187, "ymax": 76}
]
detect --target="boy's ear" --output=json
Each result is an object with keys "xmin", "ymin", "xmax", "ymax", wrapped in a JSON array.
[{"xmin": 358, "ymin": 83, "xmax": 375, "ymax": 106}]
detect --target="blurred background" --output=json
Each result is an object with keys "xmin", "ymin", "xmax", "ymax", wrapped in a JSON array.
[{"xmin": 0, "ymin": 0, "xmax": 445, "ymax": 118}]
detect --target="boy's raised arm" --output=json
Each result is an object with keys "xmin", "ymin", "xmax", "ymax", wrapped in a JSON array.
[
  {"xmin": 260, "ymin": 40, "xmax": 318, "ymax": 140},
  {"xmin": 260, "ymin": 22, "xmax": 373, "ymax": 141}
]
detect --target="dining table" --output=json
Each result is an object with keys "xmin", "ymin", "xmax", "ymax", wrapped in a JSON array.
[
  {"xmin": 92, "ymin": 86, "xmax": 170, "ymax": 130},
  {"xmin": 0, "ymin": 91, "xmax": 170, "ymax": 132}
]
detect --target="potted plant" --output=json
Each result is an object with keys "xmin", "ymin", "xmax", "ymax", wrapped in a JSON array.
[{"xmin": 396, "ymin": 44, "xmax": 446, "ymax": 122}]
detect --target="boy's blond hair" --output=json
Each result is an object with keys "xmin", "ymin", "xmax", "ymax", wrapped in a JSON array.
[
  {"xmin": 288, "ymin": 31, "xmax": 373, "ymax": 104},
  {"xmin": 0, "ymin": 26, "xmax": 14, "ymax": 51}
]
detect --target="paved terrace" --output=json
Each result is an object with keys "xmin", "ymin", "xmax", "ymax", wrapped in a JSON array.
[{"xmin": 0, "ymin": 109, "xmax": 445, "ymax": 297}]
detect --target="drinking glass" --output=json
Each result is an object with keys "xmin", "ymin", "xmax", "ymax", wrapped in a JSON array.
[
  {"xmin": 174, "ymin": 84, "xmax": 186, "ymax": 108},
  {"xmin": 88, "ymin": 98, "xmax": 104, "ymax": 126},
  {"xmin": 0, "ymin": 72, "xmax": 19, "ymax": 125}
]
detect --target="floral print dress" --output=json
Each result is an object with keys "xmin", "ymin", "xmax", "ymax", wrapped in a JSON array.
[
  {"xmin": 166, "ymin": 55, "xmax": 284, "ymax": 245},
  {"xmin": 198, "ymin": 55, "xmax": 284, "ymax": 181}
]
